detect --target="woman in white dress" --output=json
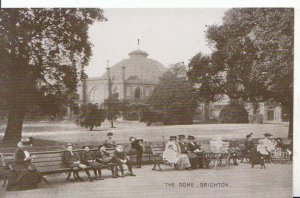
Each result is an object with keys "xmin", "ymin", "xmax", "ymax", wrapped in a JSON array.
[
  {"xmin": 163, "ymin": 136, "xmax": 191, "ymax": 170},
  {"xmin": 258, "ymin": 133, "xmax": 277, "ymax": 162}
]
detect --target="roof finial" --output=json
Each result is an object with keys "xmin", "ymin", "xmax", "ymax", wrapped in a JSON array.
[
  {"xmin": 106, "ymin": 60, "xmax": 109, "ymax": 68},
  {"xmin": 138, "ymin": 38, "xmax": 140, "ymax": 49}
]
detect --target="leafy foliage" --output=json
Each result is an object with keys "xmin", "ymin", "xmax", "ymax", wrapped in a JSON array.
[
  {"xmin": 187, "ymin": 53, "xmax": 225, "ymax": 120},
  {"xmin": 103, "ymin": 95, "xmax": 125, "ymax": 127},
  {"xmin": 78, "ymin": 103, "xmax": 106, "ymax": 131},
  {"xmin": 206, "ymin": 8, "xmax": 293, "ymax": 138},
  {"xmin": 218, "ymin": 102, "xmax": 249, "ymax": 123},
  {"xmin": 0, "ymin": 8, "xmax": 106, "ymax": 141},
  {"xmin": 147, "ymin": 63, "xmax": 198, "ymax": 125}
]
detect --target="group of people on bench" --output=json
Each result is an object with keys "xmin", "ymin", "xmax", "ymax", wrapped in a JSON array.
[
  {"xmin": 5, "ymin": 132, "xmax": 138, "ymax": 191},
  {"xmin": 63, "ymin": 140, "xmax": 136, "ymax": 182},
  {"xmin": 163, "ymin": 135, "xmax": 208, "ymax": 170}
]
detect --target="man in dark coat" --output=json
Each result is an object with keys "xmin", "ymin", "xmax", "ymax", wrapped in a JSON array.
[
  {"xmin": 81, "ymin": 144, "xmax": 103, "ymax": 180},
  {"xmin": 63, "ymin": 143, "xmax": 93, "ymax": 182},
  {"xmin": 178, "ymin": 135, "xmax": 198, "ymax": 169},
  {"xmin": 113, "ymin": 144, "xmax": 136, "ymax": 177},
  {"xmin": 94, "ymin": 145, "xmax": 118, "ymax": 178},
  {"xmin": 187, "ymin": 135, "xmax": 208, "ymax": 168}
]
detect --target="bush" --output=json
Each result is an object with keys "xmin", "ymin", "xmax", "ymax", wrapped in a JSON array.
[
  {"xmin": 78, "ymin": 103, "xmax": 106, "ymax": 131},
  {"xmin": 218, "ymin": 102, "xmax": 249, "ymax": 123}
]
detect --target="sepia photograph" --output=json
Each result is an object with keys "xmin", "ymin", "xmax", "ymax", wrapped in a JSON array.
[{"xmin": 0, "ymin": 3, "xmax": 296, "ymax": 198}]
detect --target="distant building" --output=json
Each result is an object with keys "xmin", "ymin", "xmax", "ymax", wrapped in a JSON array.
[
  {"xmin": 78, "ymin": 47, "xmax": 286, "ymax": 124},
  {"xmin": 78, "ymin": 48, "xmax": 167, "ymax": 105}
]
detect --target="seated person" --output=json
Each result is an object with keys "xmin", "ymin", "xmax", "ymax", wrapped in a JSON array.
[
  {"xmin": 258, "ymin": 133, "xmax": 276, "ymax": 162},
  {"xmin": 178, "ymin": 135, "xmax": 198, "ymax": 169},
  {"xmin": 113, "ymin": 144, "xmax": 136, "ymax": 177},
  {"xmin": 81, "ymin": 144, "xmax": 103, "ymax": 180},
  {"xmin": 163, "ymin": 136, "xmax": 191, "ymax": 170},
  {"xmin": 63, "ymin": 143, "xmax": 93, "ymax": 182},
  {"xmin": 6, "ymin": 137, "xmax": 49, "ymax": 191},
  {"xmin": 129, "ymin": 137, "xmax": 144, "ymax": 168},
  {"xmin": 187, "ymin": 135, "xmax": 208, "ymax": 168},
  {"xmin": 94, "ymin": 145, "xmax": 118, "ymax": 178},
  {"xmin": 104, "ymin": 132, "xmax": 117, "ymax": 148}
]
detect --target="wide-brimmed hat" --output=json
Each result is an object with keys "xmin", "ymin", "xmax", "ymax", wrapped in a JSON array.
[
  {"xmin": 187, "ymin": 135, "xmax": 195, "ymax": 140},
  {"xmin": 129, "ymin": 136, "xmax": 136, "ymax": 141},
  {"xmin": 82, "ymin": 144, "xmax": 92, "ymax": 149},
  {"xmin": 263, "ymin": 133, "xmax": 273, "ymax": 137},
  {"xmin": 66, "ymin": 143, "xmax": 74, "ymax": 149},
  {"xmin": 107, "ymin": 132, "xmax": 113, "ymax": 136},
  {"xmin": 20, "ymin": 137, "xmax": 32, "ymax": 145},
  {"xmin": 178, "ymin": 135, "xmax": 186, "ymax": 139},
  {"xmin": 170, "ymin": 136, "xmax": 177, "ymax": 140}
]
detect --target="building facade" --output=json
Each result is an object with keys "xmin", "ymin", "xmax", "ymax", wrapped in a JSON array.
[
  {"xmin": 78, "ymin": 48, "xmax": 167, "ymax": 105},
  {"xmin": 78, "ymin": 47, "xmax": 286, "ymax": 124}
]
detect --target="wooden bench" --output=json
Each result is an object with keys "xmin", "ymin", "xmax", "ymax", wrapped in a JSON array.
[
  {"xmin": 0, "ymin": 147, "xmax": 116, "ymax": 187},
  {"xmin": 150, "ymin": 145, "xmax": 171, "ymax": 171}
]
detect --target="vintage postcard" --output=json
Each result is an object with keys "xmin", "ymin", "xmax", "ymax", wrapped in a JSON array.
[{"xmin": 0, "ymin": 0, "xmax": 298, "ymax": 197}]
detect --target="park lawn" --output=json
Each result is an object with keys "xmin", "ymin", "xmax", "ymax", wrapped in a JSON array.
[{"xmin": 0, "ymin": 120, "xmax": 289, "ymax": 151}]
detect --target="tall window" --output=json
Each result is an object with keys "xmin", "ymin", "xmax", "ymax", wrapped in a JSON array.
[{"xmin": 134, "ymin": 87, "xmax": 142, "ymax": 99}]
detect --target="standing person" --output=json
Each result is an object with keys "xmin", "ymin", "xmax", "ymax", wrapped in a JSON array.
[
  {"xmin": 6, "ymin": 137, "xmax": 49, "ymax": 191},
  {"xmin": 62, "ymin": 143, "xmax": 93, "ymax": 182},
  {"xmin": 104, "ymin": 132, "xmax": 116, "ymax": 148},
  {"xmin": 241, "ymin": 133, "xmax": 255, "ymax": 163},
  {"xmin": 94, "ymin": 145, "xmax": 118, "ymax": 178},
  {"xmin": 163, "ymin": 136, "xmax": 191, "ymax": 170},
  {"xmin": 178, "ymin": 135, "xmax": 198, "ymax": 169},
  {"xmin": 129, "ymin": 137, "xmax": 144, "ymax": 168},
  {"xmin": 81, "ymin": 144, "xmax": 104, "ymax": 180},
  {"xmin": 187, "ymin": 135, "xmax": 208, "ymax": 168},
  {"xmin": 113, "ymin": 144, "xmax": 136, "ymax": 177}
]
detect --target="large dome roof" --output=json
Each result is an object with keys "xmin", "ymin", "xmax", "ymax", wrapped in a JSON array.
[{"xmin": 100, "ymin": 49, "xmax": 166, "ymax": 83}]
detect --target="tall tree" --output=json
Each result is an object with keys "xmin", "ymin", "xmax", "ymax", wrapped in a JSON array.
[
  {"xmin": 148, "ymin": 63, "xmax": 198, "ymax": 125},
  {"xmin": 0, "ymin": 8, "xmax": 106, "ymax": 142},
  {"xmin": 103, "ymin": 94, "xmax": 124, "ymax": 128},
  {"xmin": 78, "ymin": 103, "xmax": 106, "ymax": 131},
  {"xmin": 187, "ymin": 53, "xmax": 224, "ymax": 120},
  {"xmin": 206, "ymin": 8, "xmax": 294, "ymax": 139}
]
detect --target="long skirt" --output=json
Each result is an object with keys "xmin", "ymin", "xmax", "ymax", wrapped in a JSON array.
[
  {"xmin": 163, "ymin": 150, "xmax": 178, "ymax": 164},
  {"xmin": 6, "ymin": 164, "xmax": 42, "ymax": 191},
  {"xmin": 177, "ymin": 154, "xmax": 191, "ymax": 170},
  {"xmin": 186, "ymin": 153, "xmax": 198, "ymax": 169}
]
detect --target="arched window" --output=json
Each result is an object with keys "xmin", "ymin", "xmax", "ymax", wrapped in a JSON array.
[{"xmin": 134, "ymin": 87, "xmax": 142, "ymax": 99}]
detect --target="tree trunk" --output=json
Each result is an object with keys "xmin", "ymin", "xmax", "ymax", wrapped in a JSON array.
[
  {"xmin": 203, "ymin": 101, "xmax": 210, "ymax": 121},
  {"xmin": 89, "ymin": 126, "xmax": 94, "ymax": 131},
  {"xmin": 4, "ymin": 110, "xmax": 25, "ymax": 143},
  {"xmin": 110, "ymin": 120, "xmax": 114, "ymax": 128}
]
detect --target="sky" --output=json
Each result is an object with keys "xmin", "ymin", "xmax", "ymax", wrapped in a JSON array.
[{"xmin": 86, "ymin": 8, "xmax": 228, "ymax": 77}]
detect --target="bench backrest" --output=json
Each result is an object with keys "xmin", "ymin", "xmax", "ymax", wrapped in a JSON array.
[
  {"xmin": 0, "ymin": 147, "xmax": 116, "ymax": 174},
  {"xmin": 150, "ymin": 145, "xmax": 165, "ymax": 155}
]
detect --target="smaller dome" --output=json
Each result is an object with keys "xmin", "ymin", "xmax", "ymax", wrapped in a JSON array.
[{"xmin": 128, "ymin": 49, "xmax": 149, "ymax": 58}]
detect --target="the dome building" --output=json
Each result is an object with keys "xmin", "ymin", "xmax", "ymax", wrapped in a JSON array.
[{"xmin": 78, "ymin": 48, "xmax": 167, "ymax": 105}]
